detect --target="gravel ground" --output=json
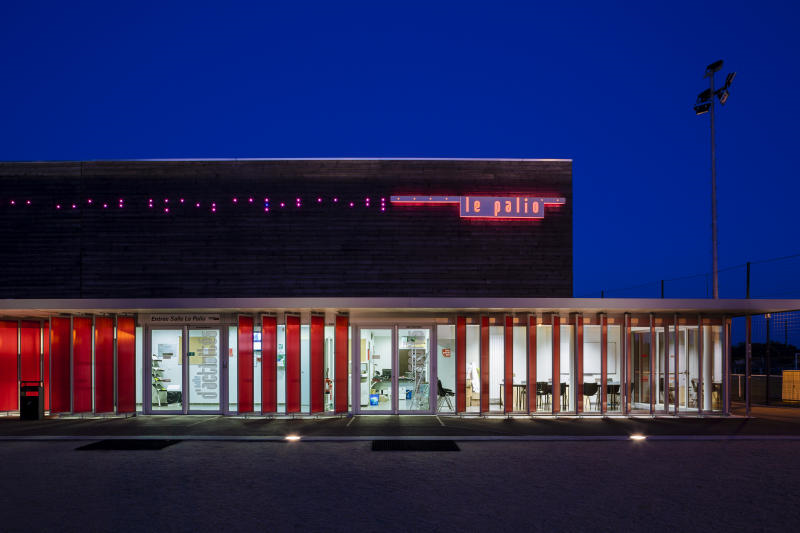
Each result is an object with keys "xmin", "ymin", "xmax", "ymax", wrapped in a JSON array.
[{"xmin": 1, "ymin": 439, "xmax": 797, "ymax": 532}]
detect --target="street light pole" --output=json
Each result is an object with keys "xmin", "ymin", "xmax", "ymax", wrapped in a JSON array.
[
  {"xmin": 694, "ymin": 60, "xmax": 735, "ymax": 300},
  {"xmin": 709, "ymin": 69, "xmax": 719, "ymax": 299}
]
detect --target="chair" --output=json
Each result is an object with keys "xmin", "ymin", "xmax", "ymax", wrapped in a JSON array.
[
  {"xmin": 583, "ymin": 382, "xmax": 599, "ymax": 411},
  {"xmin": 437, "ymin": 379, "xmax": 454, "ymax": 411},
  {"xmin": 536, "ymin": 382, "xmax": 550, "ymax": 408}
]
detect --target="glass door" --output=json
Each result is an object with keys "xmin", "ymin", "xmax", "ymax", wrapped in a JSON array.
[
  {"xmin": 398, "ymin": 327, "xmax": 431, "ymax": 413},
  {"xmin": 187, "ymin": 328, "xmax": 223, "ymax": 412},
  {"xmin": 359, "ymin": 328, "xmax": 394, "ymax": 412},
  {"xmin": 148, "ymin": 326, "xmax": 227, "ymax": 414},
  {"xmin": 356, "ymin": 325, "xmax": 433, "ymax": 414},
  {"xmin": 150, "ymin": 329, "xmax": 184, "ymax": 412}
]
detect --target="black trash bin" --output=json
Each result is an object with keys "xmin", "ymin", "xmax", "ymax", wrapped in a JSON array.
[{"xmin": 20, "ymin": 381, "xmax": 44, "ymax": 421}]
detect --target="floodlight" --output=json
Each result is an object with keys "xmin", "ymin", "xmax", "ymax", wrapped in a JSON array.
[
  {"xmin": 717, "ymin": 88, "xmax": 729, "ymax": 105},
  {"xmin": 725, "ymin": 72, "xmax": 736, "ymax": 87},
  {"xmin": 696, "ymin": 88, "xmax": 712, "ymax": 103},
  {"xmin": 694, "ymin": 103, "xmax": 710, "ymax": 115},
  {"xmin": 705, "ymin": 60, "xmax": 724, "ymax": 74}
]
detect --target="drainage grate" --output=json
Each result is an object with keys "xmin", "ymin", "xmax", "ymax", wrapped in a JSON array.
[
  {"xmin": 76, "ymin": 439, "xmax": 181, "ymax": 451},
  {"xmin": 372, "ymin": 440, "xmax": 459, "ymax": 451}
]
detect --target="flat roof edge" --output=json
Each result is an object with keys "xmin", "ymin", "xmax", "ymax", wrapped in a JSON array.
[
  {"xmin": 0, "ymin": 157, "xmax": 573, "ymax": 164},
  {"xmin": 0, "ymin": 297, "xmax": 798, "ymax": 315}
]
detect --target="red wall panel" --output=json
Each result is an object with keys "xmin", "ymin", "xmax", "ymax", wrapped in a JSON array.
[
  {"xmin": 528, "ymin": 316, "xmax": 537, "ymax": 413},
  {"xmin": 504, "ymin": 316, "xmax": 513, "ymax": 413},
  {"xmin": 72, "ymin": 317, "xmax": 92, "ymax": 413},
  {"xmin": 310, "ymin": 315, "xmax": 324, "ymax": 413},
  {"xmin": 285, "ymin": 315, "xmax": 301, "ymax": 413},
  {"xmin": 552, "ymin": 316, "xmax": 560, "ymax": 414},
  {"xmin": 456, "ymin": 317, "xmax": 466, "ymax": 413},
  {"xmin": 0, "ymin": 321, "xmax": 18, "ymax": 411},
  {"xmin": 94, "ymin": 317, "xmax": 114, "ymax": 413},
  {"xmin": 116, "ymin": 317, "xmax": 136, "ymax": 413},
  {"xmin": 43, "ymin": 321, "xmax": 50, "ymax": 410},
  {"xmin": 237, "ymin": 316, "xmax": 254, "ymax": 413},
  {"xmin": 334, "ymin": 315, "xmax": 348, "ymax": 413},
  {"xmin": 50, "ymin": 317, "xmax": 71, "ymax": 413},
  {"xmin": 20, "ymin": 321, "xmax": 40, "ymax": 382},
  {"xmin": 262, "ymin": 316, "xmax": 277, "ymax": 413},
  {"xmin": 480, "ymin": 316, "xmax": 489, "ymax": 413}
]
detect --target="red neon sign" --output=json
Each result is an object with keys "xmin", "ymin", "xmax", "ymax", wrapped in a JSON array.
[{"xmin": 390, "ymin": 195, "xmax": 565, "ymax": 220}]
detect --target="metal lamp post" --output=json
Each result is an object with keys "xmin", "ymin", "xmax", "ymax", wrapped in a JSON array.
[{"xmin": 694, "ymin": 60, "xmax": 736, "ymax": 299}]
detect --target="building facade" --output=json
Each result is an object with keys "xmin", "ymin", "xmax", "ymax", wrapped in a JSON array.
[{"xmin": 0, "ymin": 159, "xmax": 791, "ymax": 417}]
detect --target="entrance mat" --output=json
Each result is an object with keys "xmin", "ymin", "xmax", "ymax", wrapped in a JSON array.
[
  {"xmin": 76, "ymin": 439, "xmax": 181, "ymax": 451},
  {"xmin": 372, "ymin": 440, "xmax": 460, "ymax": 451}
]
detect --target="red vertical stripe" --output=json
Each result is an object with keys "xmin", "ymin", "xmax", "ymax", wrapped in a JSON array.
[
  {"xmin": 43, "ymin": 321, "xmax": 50, "ymax": 411},
  {"xmin": 285, "ymin": 315, "xmax": 301, "ymax": 413},
  {"xmin": 238, "ymin": 316, "xmax": 254, "ymax": 413},
  {"xmin": 576, "ymin": 315, "xmax": 584, "ymax": 413},
  {"xmin": 480, "ymin": 316, "xmax": 489, "ymax": 413},
  {"xmin": 262, "ymin": 316, "xmax": 277, "ymax": 413},
  {"xmin": 456, "ymin": 317, "xmax": 466, "ymax": 413},
  {"xmin": 310, "ymin": 316, "xmax": 324, "ymax": 413},
  {"xmin": 20, "ymin": 321, "xmax": 40, "ymax": 382},
  {"xmin": 504, "ymin": 316, "xmax": 513, "ymax": 413},
  {"xmin": 334, "ymin": 315, "xmax": 348, "ymax": 413},
  {"xmin": 72, "ymin": 317, "xmax": 92, "ymax": 413},
  {"xmin": 0, "ymin": 321, "xmax": 18, "ymax": 411},
  {"xmin": 94, "ymin": 317, "xmax": 114, "ymax": 413},
  {"xmin": 552, "ymin": 316, "xmax": 561, "ymax": 414},
  {"xmin": 50, "ymin": 317, "xmax": 70, "ymax": 412},
  {"xmin": 625, "ymin": 315, "xmax": 632, "ymax": 414},
  {"xmin": 116, "ymin": 317, "xmax": 136, "ymax": 413},
  {"xmin": 528, "ymin": 316, "xmax": 537, "ymax": 413}
]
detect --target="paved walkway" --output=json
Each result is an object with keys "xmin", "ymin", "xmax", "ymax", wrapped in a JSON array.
[{"xmin": 2, "ymin": 404, "xmax": 800, "ymax": 440}]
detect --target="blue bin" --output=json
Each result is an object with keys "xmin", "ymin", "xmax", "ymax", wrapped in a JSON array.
[
  {"xmin": 369, "ymin": 394, "xmax": 380, "ymax": 406},
  {"xmin": 406, "ymin": 389, "xmax": 413, "ymax": 399}
]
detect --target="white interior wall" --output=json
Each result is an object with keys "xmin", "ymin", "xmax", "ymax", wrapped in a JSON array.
[
  {"xmin": 489, "ymin": 326, "xmax": 503, "ymax": 404},
  {"xmin": 536, "ymin": 325, "xmax": 552, "ymax": 380}
]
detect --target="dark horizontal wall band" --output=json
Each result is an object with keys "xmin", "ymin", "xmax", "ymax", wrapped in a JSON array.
[{"xmin": 0, "ymin": 160, "xmax": 572, "ymax": 298}]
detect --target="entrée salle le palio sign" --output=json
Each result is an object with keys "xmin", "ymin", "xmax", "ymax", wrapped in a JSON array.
[{"xmin": 390, "ymin": 195, "xmax": 565, "ymax": 220}]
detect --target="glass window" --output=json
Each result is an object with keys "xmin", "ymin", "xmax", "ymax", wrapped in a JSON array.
[
  {"xmin": 188, "ymin": 329, "xmax": 221, "ymax": 411},
  {"xmin": 228, "ymin": 326, "xmax": 237, "ymax": 412},
  {"xmin": 301, "ymin": 325, "xmax": 310, "ymax": 412},
  {"xmin": 489, "ymin": 326, "xmax": 504, "ymax": 412},
  {"xmin": 151, "ymin": 329, "xmax": 182, "ymax": 411},
  {"xmin": 511, "ymin": 326, "xmax": 526, "ymax": 412},
  {"xmin": 680, "ymin": 325, "xmax": 700, "ymax": 411},
  {"xmin": 631, "ymin": 326, "xmax": 651, "ymax": 411},
  {"xmin": 277, "ymin": 325, "xmax": 286, "ymax": 413},
  {"xmin": 582, "ymin": 325, "xmax": 602, "ymax": 413},
  {"xmin": 560, "ymin": 324, "xmax": 574, "ymax": 412},
  {"xmin": 361, "ymin": 328, "xmax": 393, "ymax": 411},
  {"xmin": 135, "ymin": 326, "xmax": 143, "ymax": 412},
  {"xmin": 465, "ymin": 324, "xmax": 480, "ymax": 413},
  {"xmin": 436, "ymin": 325, "xmax": 456, "ymax": 413},
  {"xmin": 535, "ymin": 324, "xmax": 552, "ymax": 412},
  {"xmin": 324, "ymin": 325, "xmax": 335, "ymax": 412},
  {"xmin": 253, "ymin": 325, "xmax": 262, "ymax": 412},
  {"xmin": 703, "ymin": 325, "xmax": 723, "ymax": 411},
  {"xmin": 607, "ymin": 324, "xmax": 622, "ymax": 412},
  {"xmin": 399, "ymin": 328, "xmax": 430, "ymax": 411}
]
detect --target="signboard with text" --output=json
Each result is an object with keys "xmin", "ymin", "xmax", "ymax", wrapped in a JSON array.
[{"xmin": 391, "ymin": 195, "xmax": 565, "ymax": 220}]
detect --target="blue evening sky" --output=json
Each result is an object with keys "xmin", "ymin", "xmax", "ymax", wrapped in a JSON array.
[{"xmin": 2, "ymin": 1, "xmax": 799, "ymax": 299}]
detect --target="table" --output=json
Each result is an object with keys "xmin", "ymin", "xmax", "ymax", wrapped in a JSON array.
[{"xmin": 499, "ymin": 383, "xmax": 527, "ymax": 411}]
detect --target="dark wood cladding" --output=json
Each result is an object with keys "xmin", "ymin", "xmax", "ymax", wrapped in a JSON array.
[{"xmin": 0, "ymin": 159, "xmax": 572, "ymax": 298}]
